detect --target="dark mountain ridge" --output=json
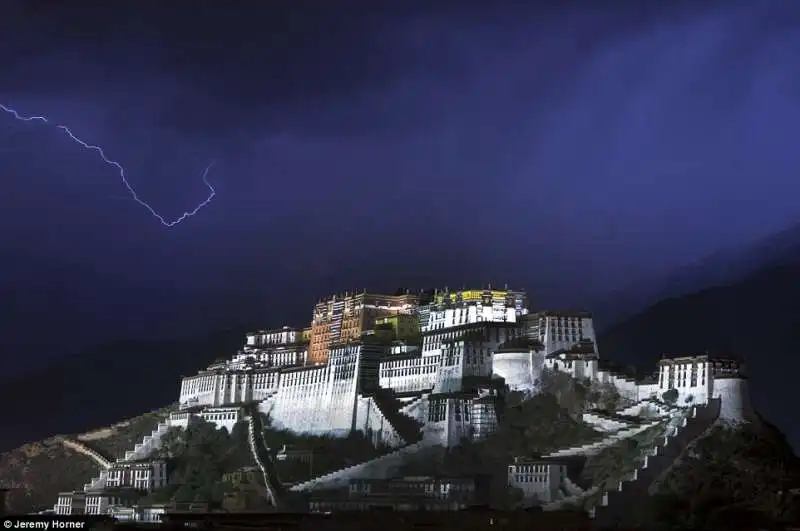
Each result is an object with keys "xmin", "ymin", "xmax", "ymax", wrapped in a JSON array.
[{"xmin": 592, "ymin": 221, "xmax": 800, "ymax": 329}]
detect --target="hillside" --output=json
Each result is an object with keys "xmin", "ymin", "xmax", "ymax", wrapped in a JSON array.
[
  {"xmin": 0, "ymin": 327, "xmax": 249, "ymax": 453},
  {"xmin": 0, "ymin": 373, "xmax": 604, "ymax": 514},
  {"xmin": 0, "ymin": 406, "xmax": 174, "ymax": 514},
  {"xmin": 646, "ymin": 418, "xmax": 800, "ymax": 527},
  {"xmin": 598, "ymin": 263, "xmax": 800, "ymax": 450}
]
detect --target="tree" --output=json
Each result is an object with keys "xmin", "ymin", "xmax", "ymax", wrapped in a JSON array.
[
  {"xmin": 152, "ymin": 427, "xmax": 185, "ymax": 460},
  {"xmin": 593, "ymin": 382, "xmax": 622, "ymax": 410},
  {"xmin": 539, "ymin": 368, "xmax": 588, "ymax": 418},
  {"xmin": 662, "ymin": 388, "xmax": 679, "ymax": 405}
]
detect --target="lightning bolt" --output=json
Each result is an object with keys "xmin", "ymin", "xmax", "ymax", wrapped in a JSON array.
[{"xmin": 0, "ymin": 102, "xmax": 216, "ymax": 227}]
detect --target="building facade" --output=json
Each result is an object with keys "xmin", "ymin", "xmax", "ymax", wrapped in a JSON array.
[
  {"xmin": 420, "ymin": 288, "xmax": 528, "ymax": 332},
  {"xmin": 507, "ymin": 457, "xmax": 568, "ymax": 504},
  {"xmin": 309, "ymin": 291, "xmax": 418, "ymax": 365},
  {"xmin": 267, "ymin": 338, "xmax": 388, "ymax": 436},
  {"xmin": 524, "ymin": 311, "xmax": 597, "ymax": 355},
  {"xmin": 105, "ymin": 460, "xmax": 168, "ymax": 492},
  {"xmin": 657, "ymin": 354, "xmax": 753, "ymax": 422}
]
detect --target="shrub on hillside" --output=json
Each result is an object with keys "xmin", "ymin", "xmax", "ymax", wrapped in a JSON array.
[
  {"xmin": 392, "ymin": 391, "xmax": 602, "ymax": 508},
  {"xmin": 0, "ymin": 441, "xmax": 99, "ymax": 514},
  {"xmin": 144, "ymin": 419, "xmax": 236, "ymax": 504},
  {"xmin": 648, "ymin": 423, "xmax": 800, "ymax": 527},
  {"xmin": 661, "ymin": 389, "xmax": 679, "ymax": 405}
]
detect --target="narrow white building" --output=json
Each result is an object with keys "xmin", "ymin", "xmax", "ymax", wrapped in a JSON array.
[
  {"xmin": 507, "ymin": 457, "xmax": 568, "ymax": 504},
  {"xmin": 491, "ymin": 337, "xmax": 546, "ymax": 392},
  {"xmin": 105, "ymin": 459, "xmax": 168, "ymax": 492},
  {"xmin": 246, "ymin": 326, "xmax": 301, "ymax": 347}
]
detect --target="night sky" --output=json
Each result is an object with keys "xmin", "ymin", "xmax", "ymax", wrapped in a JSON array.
[{"xmin": 2, "ymin": 0, "xmax": 800, "ymax": 377}]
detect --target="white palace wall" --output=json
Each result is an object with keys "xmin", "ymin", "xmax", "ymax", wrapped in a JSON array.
[
  {"xmin": 269, "ymin": 364, "xmax": 356, "ymax": 436},
  {"xmin": 179, "ymin": 369, "xmax": 281, "ymax": 409},
  {"xmin": 379, "ymin": 353, "xmax": 437, "ymax": 393},
  {"xmin": 268, "ymin": 342, "xmax": 386, "ymax": 437}
]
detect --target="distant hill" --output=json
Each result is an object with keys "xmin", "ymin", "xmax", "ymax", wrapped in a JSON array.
[
  {"xmin": 0, "ymin": 327, "xmax": 250, "ymax": 453},
  {"xmin": 597, "ymin": 263, "xmax": 800, "ymax": 451},
  {"xmin": 592, "ymin": 221, "xmax": 800, "ymax": 328}
]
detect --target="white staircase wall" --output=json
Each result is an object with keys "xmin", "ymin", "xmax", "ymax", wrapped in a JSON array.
[
  {"xmin": 399, "ymin": 395, "xmax": 427, "ymax": 423},
  {"xmin": 354, "ymin": 396, "xmax": 404, "ymax": 448},
  {"xmin": 289, "ymin": 440, "xmax": 435, "ymax": 492}
]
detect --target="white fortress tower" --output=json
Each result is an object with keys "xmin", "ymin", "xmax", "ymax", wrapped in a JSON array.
[
  {"xmin": 656, "ymin": 354, "xmax": 754, "ymax": 423},
  {"xmin": 492, "ymin": 310, "xmax": 597, "ymax": 393},
  {"xmin": 492, "ymin": 337, "xmax": 545, "ymax": 392}
]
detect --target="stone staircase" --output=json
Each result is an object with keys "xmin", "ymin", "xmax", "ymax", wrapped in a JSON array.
[
  {"xmin": 80, "ymin": 420, "xmax": 172, "ymax": 492},
  {"xmin": 370, "ymin": 388, "xmax": 424, "ymax": 445},
  {"xmin": 543, "ymin": 420, "xmax": 663, "ymax": 459},
  {"xmin": 592, "ymin": 399, "xmax": 721, "ymax": 526},
  {"xmin": 542, "ymin": 414, "xmax": 684, "ymax": 512},
  {"xmin": 399, "ymin": 395, "xmax": 425, "ymax": 416},
  {"xmin": 541, "ymin": 400, "xmax": 721, "ymax": 522},
  {"xmin": 582, "ymin": 411, "xmax": 634, "ymax": 433},
  {"xmin": 616, "ymin": 398, "xmax": 671, "ymax": 418},
  {"xmin": 288, "ymin": 439, "xmax": 435, "ymax": 492},
  {"xmin": 562, "ymin": 476, "xmax": 585, "ymax": 497},
  {"xmin": 83, "ymin": 470, "xmax": 110, "ymax": 492},
  {"xmin": 118, "ymin": 421, "xmax": 171, "ymax": 462},
  {"xmin": 245, "ymin": 408, "xmax": 285, "ymax": 508},
  {"xmin": 57, "ymin": 437, "xmax": 113, "ymax": 469}
]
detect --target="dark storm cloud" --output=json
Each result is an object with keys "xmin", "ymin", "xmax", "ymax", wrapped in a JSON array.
[
  {"xmin": 2, "ymin": 0, "xmax": 734, "ymax": 140},
  {"xmin": 4, "ymin": 0, "xmax": 800, "ymax": 382}
]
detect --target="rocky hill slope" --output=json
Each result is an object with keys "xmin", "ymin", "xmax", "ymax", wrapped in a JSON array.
[
  {"xmin": 645, "ymin": 417, "xmax": 800, "ymax": 527},
  {"xmin": 0, "ymin": 406, "xmax": 174, "ymax": 514}
]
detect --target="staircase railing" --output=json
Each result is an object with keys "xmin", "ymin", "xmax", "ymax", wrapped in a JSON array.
[{"xmin": 244, "ymin": 405, "xmax": 285, "ymax": 509}]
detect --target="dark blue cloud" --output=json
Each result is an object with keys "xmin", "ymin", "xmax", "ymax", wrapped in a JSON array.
[{"xmin": 2, "ymin": 0, "xmax": 800, "ymax": 376}]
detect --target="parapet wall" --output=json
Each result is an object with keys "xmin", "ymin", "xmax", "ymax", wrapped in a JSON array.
[{"xmin": 593, "ymin": 399, "xmax": 721, "ymax": 526}]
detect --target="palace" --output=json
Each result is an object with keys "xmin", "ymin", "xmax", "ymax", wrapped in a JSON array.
[
  {"xmin": 174, "ymin": 287, "xmax": 752, "ymax": 446},
  {"xmin": 52, "ymin": 285, "xmax": 755, "ymax": 516}
]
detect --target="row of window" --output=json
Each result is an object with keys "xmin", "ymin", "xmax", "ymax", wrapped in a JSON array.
[
  {"xmin": 381, "ymin": 367, "xmax": 433, "ymax": 377},
  {"xmin": 512, "ymin": 474, "xmax": 550, "ymax": 484},
  {"xmin": 509, "ymin": 465, "xmax": 550, "ymax": 473}
]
